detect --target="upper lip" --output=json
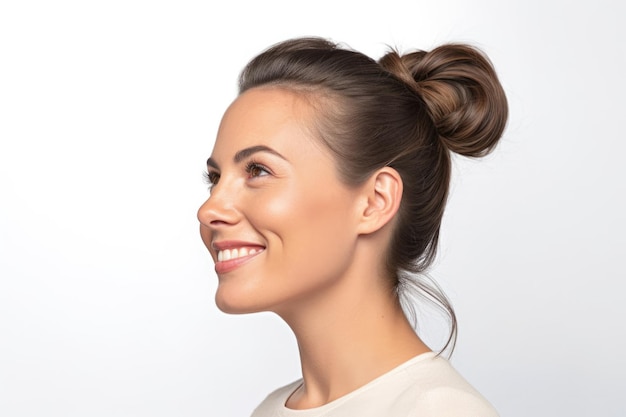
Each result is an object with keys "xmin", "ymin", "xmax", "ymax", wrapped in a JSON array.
[{"xmin": 211, "ymin": 240, "xmax": 266, "ymax": 251}]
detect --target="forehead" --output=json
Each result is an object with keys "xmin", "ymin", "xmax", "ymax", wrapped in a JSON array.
[{"xmin": 212, "ymin": 87, "xmax": 319, "ymax": 157}]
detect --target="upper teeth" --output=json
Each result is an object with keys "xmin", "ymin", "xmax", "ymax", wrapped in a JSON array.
[{"xmin": 217, "ymin": 247, "xmax": 261, "ymax": 262}]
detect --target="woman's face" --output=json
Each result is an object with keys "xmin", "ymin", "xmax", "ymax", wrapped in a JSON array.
[{"xmin": 198, "ymin": 87, "xmax": 364, "ymax": 315}]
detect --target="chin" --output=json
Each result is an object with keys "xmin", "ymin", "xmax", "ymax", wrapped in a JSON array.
[{"xmin": 214, "ymin": 289, "xmax": 267, "ymax": 315}]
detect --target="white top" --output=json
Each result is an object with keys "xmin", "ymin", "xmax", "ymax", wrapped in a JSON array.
[{"xmin": 251, "ymin": 352, "xmax": 498, "ymax": 417}]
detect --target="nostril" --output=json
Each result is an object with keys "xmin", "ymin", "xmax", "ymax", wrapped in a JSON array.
[{"xmin": 210, "ymin": 219, "xmax": 231, "ymax": 226}]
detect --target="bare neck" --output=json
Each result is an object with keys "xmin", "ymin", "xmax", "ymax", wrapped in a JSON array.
[{"xmin": 278, "ymin": 273, "xmax": 430, "ymax": 410}]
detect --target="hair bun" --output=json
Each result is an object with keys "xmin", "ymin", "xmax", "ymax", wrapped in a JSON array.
[{"xmin": 380, "ymin": 44, "xmax": 508, "ymax": 157}]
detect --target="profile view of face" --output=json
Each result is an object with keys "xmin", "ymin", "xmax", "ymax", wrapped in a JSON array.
[{"xmin": 197, "ymin": 87, "xmax": 362, "ymax": 315}]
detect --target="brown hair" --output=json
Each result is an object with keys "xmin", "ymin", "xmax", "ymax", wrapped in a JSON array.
[{"xmin": 238, "ymin": 37, "xmax": 508, "ymax": 353}]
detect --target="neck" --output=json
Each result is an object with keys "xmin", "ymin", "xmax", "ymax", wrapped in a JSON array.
[{"xmin": 277, "ymin": 272, "xmax": 430, "ymax": 409}]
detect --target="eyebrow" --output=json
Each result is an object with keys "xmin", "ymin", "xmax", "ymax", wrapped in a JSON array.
[{"xmin": 206, "ymin": 145, "xmax": 288, "ymax": 169}]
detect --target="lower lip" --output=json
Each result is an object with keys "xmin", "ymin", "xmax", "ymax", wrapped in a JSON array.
[{"xmin": 215, "ymin": 250, "xmax": 264, "ymax": 274}]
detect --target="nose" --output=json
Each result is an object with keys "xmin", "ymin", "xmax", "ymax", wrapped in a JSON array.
[
  {"xmin": 198, "ymin": 187, "xmax": 241, "ymax": 252},
  {"xmin": 197, "ymin": 183, "xmax": 241, "ymax": 229}
]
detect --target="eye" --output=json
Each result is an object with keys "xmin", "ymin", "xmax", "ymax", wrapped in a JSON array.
[
  {"xmin": 203, "ymin": 170, "xmax": 220, "ymax": 191},
  {"xmin": 245, "ymin": 161, "xmax": 271, "ymax": 179}
]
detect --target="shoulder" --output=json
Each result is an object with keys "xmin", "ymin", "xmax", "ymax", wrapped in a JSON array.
[
  {"xmin": 250, "ymin": 354, "xmax": 498, "ymax": 417},
  {"xmin": 395, "ymin": 354, "xmax": 499, "ymax": 417},
  {"xmin": 406, "ymin": 385, "xmax": 499, "ymax": 417}
]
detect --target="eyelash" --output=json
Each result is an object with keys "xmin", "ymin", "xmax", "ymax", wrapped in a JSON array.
[
  {"xmin": 203, "ymin": 170, "xmax": 220, "ymax": 190},
  {"xmin": 202, "ymin": 160, "xmax": 271, "ymax": 191},
  {"xmin": 245, "ymin": 160, "xmax": 271, "ymax": 178}
]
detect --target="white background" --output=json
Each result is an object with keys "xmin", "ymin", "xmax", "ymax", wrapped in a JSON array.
[{"xmin": 1, "ymin": 1, "xmax": 624, "ymax": 416}]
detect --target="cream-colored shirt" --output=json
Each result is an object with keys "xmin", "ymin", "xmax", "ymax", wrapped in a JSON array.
[{"xmin": 251, "ymin": 352, "xmax": 498, "ymax": 417}]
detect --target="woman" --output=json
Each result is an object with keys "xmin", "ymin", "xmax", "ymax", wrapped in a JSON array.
[{"xmin": 198, "ymin": 37, "xmax": 507, "ymax": 416}]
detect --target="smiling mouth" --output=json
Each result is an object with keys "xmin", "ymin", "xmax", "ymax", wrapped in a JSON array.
[{"xmin": 217, "ymin": 247, "xmax": 263, "ymax": 262}]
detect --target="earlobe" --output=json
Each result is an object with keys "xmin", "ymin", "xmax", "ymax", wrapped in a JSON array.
[{"xmin": 357, "ymin": 167, "xmax": 403, "ymax": 235}]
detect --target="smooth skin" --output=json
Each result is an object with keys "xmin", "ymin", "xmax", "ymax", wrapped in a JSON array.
[{"xmin": 198, "ymin": 87, "xmax": 429, "ymax": 409}]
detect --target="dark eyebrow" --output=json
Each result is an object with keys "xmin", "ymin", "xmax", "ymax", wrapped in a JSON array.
[
  {"xmin": 234, "ymin": 145, "xmax": 288, "ymax": 163},
  {"xmin": 206, "ymin": 145, "xmax": 288, "ymax": 170}
]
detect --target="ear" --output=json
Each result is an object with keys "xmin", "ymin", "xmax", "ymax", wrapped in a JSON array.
[{"xmin": 356, "ymin": 167, "xmax": 403, "ymax": 235}]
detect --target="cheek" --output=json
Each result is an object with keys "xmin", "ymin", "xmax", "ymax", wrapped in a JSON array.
[
  {"xmin": 252, "ymin": 184, "xmax": 357, "ymax": 274},
  {"xmin": 252, "ymin": 183, "xmax": 353, "ymax": 237}
]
